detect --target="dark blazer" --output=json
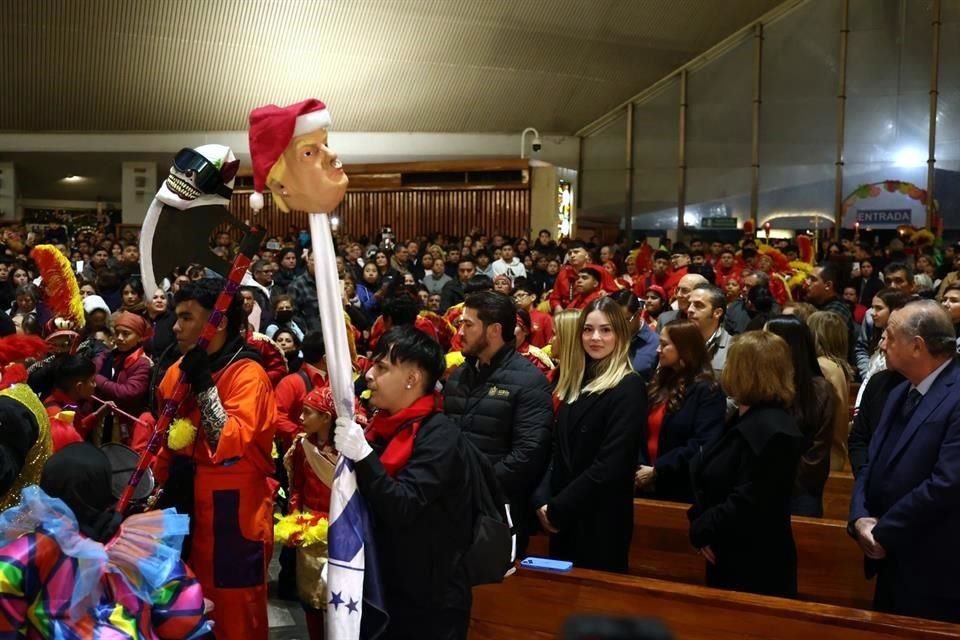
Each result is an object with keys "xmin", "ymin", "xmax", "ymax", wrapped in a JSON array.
[
  {"xmin": 848, "ymin": 368, "xmax": 905, "ymax": 478},
  {"xmin": 540, "ymin": 372, "xmax": 646, "ymax": 573},
  {"xmin": 642, "ymin": 381, "xmax": 725, "ymax": 503},
  {"xmin": 688, "ymin": 404, "xmax": 802, "ymax": 598},
  {"xmin": 848, "ymin": 359, "xmax": 960, "ymax": 622}
]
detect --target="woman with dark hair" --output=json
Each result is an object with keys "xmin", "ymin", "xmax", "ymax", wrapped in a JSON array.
[
  {"xmin": 942, "ymin": 282, "xmax": 960, "ymax": 350},
  {"xmin": 273, "ymin": 248, "xmax": 302, "ymax": 293},
  {"xmin": 851, "ymin": 259, "xmax": 883, "ymax": 307},
  {"xmin": 273, "ymin": 328, "xmax": 302, "ymax": 373},
  {"xmin": 333, "ymin": 326, "xmax": 474, "ymax": 639},
  {"xmin": 536, "ymin": 297, "xmax": 646, "ymax": 573},
  {"xmin": 265, "ymin": 295, "xmax": 305, "ymax": 342},
  {"xmin": 636, "ymin": 319, "xmax": 725, "ymax": 503},
  {"xmin": 357, "ymin": 262, "xmax": 384, "ymax": 315},
  {"xmin": 763, "ymin": 315, "xmax": 836, "ymax": 517},
  {"xmin": 118, "ymin": 277, "xmax": 146, "ymax": 316},
  {"xmin": 0, "ymin": 442, "xmax": 210, "ymax": 637},
  {"xmin": 688, "ymin": 331, "xmax": 802, "ymax": 598},
  {"xmin": 858, "ymin": 288, "xmax": 915, "ymax": 400}
]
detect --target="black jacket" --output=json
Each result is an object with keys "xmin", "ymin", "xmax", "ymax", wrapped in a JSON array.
[
  {"xmin": 688, "ymin": 404, "xmax": 802, "ymax": 598},
  {"xmin": 642, "ymin": 381, "xmax": 725, "ymax": 503},
  {"xmin": 443, "ymin": 345, "xmax": 553, "ymax": 506},
  {"xmin": 355, "ymin": 412, "xmax": 474, "ymax": 635},
  {"xmin": 848, "ymin": 368, "xmax": 905, "ymax": 478},
  {"xmin": 540, "ymin": 372, "xmax": 646, "ymax": 573},
  {"xmin": 439, "ymin": 279, "xmax": 465, "ymax": 313},
  {"xmin": 144, "ymin": 309, "xmax": 176, "ymax": 361}
]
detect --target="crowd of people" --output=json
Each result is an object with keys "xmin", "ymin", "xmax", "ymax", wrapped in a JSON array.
[{"xmin": 0, "ymin": 217, "xmax": 958, "ymax": 637}]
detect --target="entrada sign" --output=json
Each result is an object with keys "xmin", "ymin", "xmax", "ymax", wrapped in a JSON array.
[{"xmin": 856, "ymin": 209, "xmax": 913, "ymax": 225}]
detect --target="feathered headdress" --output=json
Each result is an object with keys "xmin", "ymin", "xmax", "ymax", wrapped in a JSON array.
[
  {"xmin": 30, "ymin": 245, "xmax": 85, "ymax": 329},
  {"xmin": 0, "ymin": 335, "xmax": 50, "ymax": 390}
]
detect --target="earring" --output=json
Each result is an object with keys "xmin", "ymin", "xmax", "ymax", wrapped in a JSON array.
[{"xmin": 405, "ymin": 384, "xmax": 412, "ymax": 389}]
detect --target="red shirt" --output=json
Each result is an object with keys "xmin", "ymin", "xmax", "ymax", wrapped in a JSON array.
[
  {"xmin": 647, "ymin": 402, "xmax": 667, "ymax": 463},
  {"xmin": 528, "ymin": 309, "xmax": 554, "ymax": 349},
  {"xmin": 273, "ymin": 365, "xmax": 330, "ymax": 448}
]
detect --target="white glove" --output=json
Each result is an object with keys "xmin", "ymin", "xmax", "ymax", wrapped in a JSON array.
[{"xmin": 334, "ymin": 416, "xmax": 373, "ymax": 462}]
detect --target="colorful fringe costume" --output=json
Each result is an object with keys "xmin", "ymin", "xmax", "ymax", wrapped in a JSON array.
[{"xmin": 0, "ymin": 486, "xmax": 210, "ymax": 639}]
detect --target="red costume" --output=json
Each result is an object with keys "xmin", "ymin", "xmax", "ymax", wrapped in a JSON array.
[
  {"xmin": 244, "ymin": 329, "xmax": 288, "ymax": 386},
  {"xmin": 273, "ymin": 364, "xmax": 330, "ymax": 448},
  {"xmin": 444, "ymin": 303, "xmax": 465, "ymax": 352},
  {"xmin": 155, "ymin": 344, "xmax": 277, "ymax": 640},
  {"xmin": 548, "ymin": 263, "xmax": 617, "ymax": 310},
  {"xmin": 43, "ymin": 390, "xmax": 97, "ymax": 451},
  {"xmin": 517, "ymin": 342, "xmax": 554, "ymax": 375},
  {"xmin": 368, "ymin": 314, "xmax": 442, "ymax": 351},
  {"xmin": 528, "ymin": 308, "xmax": 554, "ymax": 349},
  {"xmin": 567, "ymin": 289, "xmax": 602, "ymax": 311}
]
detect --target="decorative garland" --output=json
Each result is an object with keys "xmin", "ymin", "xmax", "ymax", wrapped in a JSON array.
[{"xmin": 842, "ymin": 180, "xmax": 941, "ymax": 234}]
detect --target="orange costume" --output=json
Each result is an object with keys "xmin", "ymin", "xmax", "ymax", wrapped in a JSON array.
[{"xmin": 154, "ymin": 341, "xmax": 277, "ymax": 640}]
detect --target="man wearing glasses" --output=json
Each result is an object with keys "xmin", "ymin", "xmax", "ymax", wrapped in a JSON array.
[
  {"xmin": 513, "ymin": 281, "xmax": 553, "ymax": 348},
  {"xmin": 243, "ymin": 258, "xmax": 276, "ymax": 331}
]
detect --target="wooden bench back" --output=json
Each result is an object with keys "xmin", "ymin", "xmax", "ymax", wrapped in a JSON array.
[
  {"xmin": 528, "ymin": 497, "xmax": 872, "ymax": 609},
  {"xmin": 471, "ymin": 567, "xmax": 960, "ymax": 640}
]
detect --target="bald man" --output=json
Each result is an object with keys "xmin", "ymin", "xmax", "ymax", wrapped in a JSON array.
[
  {"xmin": 849, "ymin": 300, "xmax": 960, "ymax": 622},
  {"xmin": 655, "ymin": 273, "xmax": 708, "ymax": 333}
]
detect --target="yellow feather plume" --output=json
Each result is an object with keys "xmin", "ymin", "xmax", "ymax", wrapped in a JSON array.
[{"xmin": 167, "ymin": 418, "xmax": 197, "ymax": 451}]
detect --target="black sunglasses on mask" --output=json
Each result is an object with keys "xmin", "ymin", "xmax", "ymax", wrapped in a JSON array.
[{"xmin": 173, "ymin": 148, "xmax": 232, "ymax": 198}]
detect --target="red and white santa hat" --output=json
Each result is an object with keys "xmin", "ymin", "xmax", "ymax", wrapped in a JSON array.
[{"xmin": 247, "ymin": 99, "xmax": 332, "ymax": 211}]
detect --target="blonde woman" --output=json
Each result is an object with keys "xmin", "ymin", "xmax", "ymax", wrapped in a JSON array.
[
  {"xmin": 807, "ymin": 311, "xmax": 854, "ymax": 470},
  {"xmin": 546, "ymin": 309, "xmax": 582, "ymax": 387},
  {"xmin": 534, "ymin": 297, "xmax": 646, "ymax": 572}
]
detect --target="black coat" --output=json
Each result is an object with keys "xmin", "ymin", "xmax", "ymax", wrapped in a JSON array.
[
  {"xmin": 144, "ymin": 309, "xmax": 176, "ymax": 360},
  {"xmin": 848, "ymin": 368, "xmax": 905, "ymax": 478},
  {"xmin": 540, "ymin": 372, "xmax": 646, "ymax": 573},
  {"xmin": 642, "ymin": 381, "xmax": 725, "ymax": 503},
  {"xmin": 354, "ymin": 412, "xmax": 474, "ymax": 638},
  {"xmin": 443, "ymin": 346, "xmax": 553, "ymax": 507},
  {"xmin": 688, "ymin": 404, "xmax": 802, "ymax": 598}
]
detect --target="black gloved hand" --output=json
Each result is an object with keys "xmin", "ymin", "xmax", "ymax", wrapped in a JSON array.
[{"xmin": 180, "ymin": 348, "xmax": 215, "ymax": 393}]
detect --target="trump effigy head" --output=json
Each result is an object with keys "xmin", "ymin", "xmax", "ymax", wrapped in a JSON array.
[{"xmin": 247, "ymin": 99, "xmax": 349, "ymax": 214}]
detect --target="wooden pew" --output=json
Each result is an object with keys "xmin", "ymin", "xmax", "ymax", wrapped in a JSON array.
[
  {"xmin": 528, "ymin": 498, "xmax": 872, "ymax": 609},
  {"xmin": 824, "ymin": 471, "xmax": 855, "ymax": 520},
  {"xmin": 470, "ymin": 567, "xmax": 960, "ymax": 640}
]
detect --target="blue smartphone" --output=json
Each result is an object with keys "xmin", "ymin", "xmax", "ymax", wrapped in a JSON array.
[{"xmin": 521, "ymin": 556, "xmax": 573, "ymax": 572}]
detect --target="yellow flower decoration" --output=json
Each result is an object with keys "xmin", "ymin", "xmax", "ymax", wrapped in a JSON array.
[
  {"xmin": 274, "ymin": 510, "xmax": 329, "ymax": 548},
  {"xmin": 167, "ymin": 418, "xmax": 197, "ymax": 451}
]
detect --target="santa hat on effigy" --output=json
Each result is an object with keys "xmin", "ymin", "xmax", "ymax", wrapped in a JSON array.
[{"xmin": 247, "ymin": 99, "xmax": 332, "ymax": 211}]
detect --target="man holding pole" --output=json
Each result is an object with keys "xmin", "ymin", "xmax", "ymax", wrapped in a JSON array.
[
  {"xmin": 154, "ymin": 278, "xmax": 277, "ymax": 640},
  {"xmin": 249, "ymin": 99, "xmax": 389, "ymax": 639}
]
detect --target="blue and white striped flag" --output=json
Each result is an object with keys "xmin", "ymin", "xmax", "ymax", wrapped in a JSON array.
[
  {"xmin": 327, "ymin": 457, "xmax": 388, "ymax": 638},
  {"xmin": 310, "ymin": 213, "xmax": 388, "ymax": 639}
]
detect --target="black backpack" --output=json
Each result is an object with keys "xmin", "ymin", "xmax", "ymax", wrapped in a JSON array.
[{"xmin": 458, "ymin": 436, "xmax": 516, "ymax": 585}]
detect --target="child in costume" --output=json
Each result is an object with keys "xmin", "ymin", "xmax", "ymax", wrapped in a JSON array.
[
  {"xmin": 43, "ymin": 354, "xmax": 112, "ymax": 450},
  {"xmin": 0, "ymin": 442, "xmax": 211, "ymax": 638},
  {"xmin": 279, "ymin": 386, "xmax": 364, "ymax": 640}
]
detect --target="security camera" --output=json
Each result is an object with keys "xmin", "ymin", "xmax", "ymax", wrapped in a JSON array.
[{"xmin": 521, "ymin": 127, "xmax": 542, "ymax": 159}]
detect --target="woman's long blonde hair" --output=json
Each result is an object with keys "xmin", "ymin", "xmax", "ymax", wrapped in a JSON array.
[
  {"xmin": 555, "ymin": 297, "xmax": 634, "ymax": 403},
  {"xmin": 551, "ymin": 309, "xmax": 582, "ymax": 366}
]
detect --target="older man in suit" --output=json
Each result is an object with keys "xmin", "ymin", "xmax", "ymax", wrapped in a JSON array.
[{"xmin": 848, "ymin": 299, "xmax": 960, "ymax": 622}]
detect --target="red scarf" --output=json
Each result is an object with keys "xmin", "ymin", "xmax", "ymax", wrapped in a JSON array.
[{"xmin": 366, "ymin": 392, "xmax": 440, "ymax": 477}]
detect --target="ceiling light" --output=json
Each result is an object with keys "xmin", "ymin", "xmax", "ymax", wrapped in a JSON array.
[
  {"xmin": 893, "ymin": 147, "xmax": 925, "ymax": 168},
  {"xmin": 62, "ymin": 175, "xmax": 85, "ymax": 182}
]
